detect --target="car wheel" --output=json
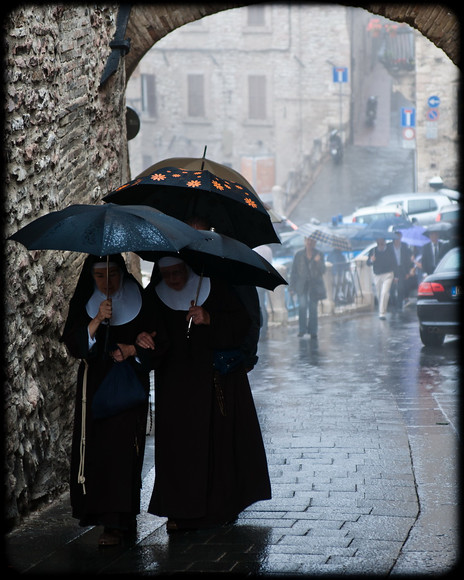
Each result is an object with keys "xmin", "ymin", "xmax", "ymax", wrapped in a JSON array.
[{"xmin": 420, "ymin": 327, "xmax": 445, "ymax": 347}]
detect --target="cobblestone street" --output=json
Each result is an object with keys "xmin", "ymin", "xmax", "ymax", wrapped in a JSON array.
[{"xmin": 6, "ymin": 307, "xmax": 459, "ymax": 576}]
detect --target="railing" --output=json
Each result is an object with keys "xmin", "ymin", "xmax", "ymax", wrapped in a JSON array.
[{"xmin": 264, "ymin": 257, "xmax": 375, "ymax": 325}]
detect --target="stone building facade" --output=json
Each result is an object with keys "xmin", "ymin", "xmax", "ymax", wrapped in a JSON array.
[
  {"xmin": 2, "ymin": 3, "xmax": 459, "ymax": 528},
  {"xmin": 127, "ymin": 6, "xmax": 459, "ymax": 203},
  {"xmin": 126, "ymin": 4, "xmax": 351, "ymax": 202}
]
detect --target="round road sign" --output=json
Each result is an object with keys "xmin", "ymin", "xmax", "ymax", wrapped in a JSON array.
[{"xmin": 402, "ymin": 127, "xmax": 415, "ymax": 140}]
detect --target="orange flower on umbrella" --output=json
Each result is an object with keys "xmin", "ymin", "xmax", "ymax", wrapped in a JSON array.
[
  {"xmin": 150, "ymin": 173, "xmax": 167, "ymax": 181},
  {"xmin": 187, "ymin": 180, "xmax": 201, "ymax": 188},
  {"xmin": 245, "ymin": 198, "xmax": 258, "ymax": 208},
  {"xmin": 212, "ymin": 180, "xmax": 224, "ymax": 191}
]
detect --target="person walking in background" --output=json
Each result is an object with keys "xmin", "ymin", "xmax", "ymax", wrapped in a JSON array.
[
  {"xmin": 366, "ymin": 237, "xmax": 396, "ymax": 320},
  {"xmin": 388, "ymin": 230, "xmax": 413, "ymax": 311},
  {"xmin": 290, "ymin": 236, "xmax": 326, "ymax": 338},
  {"xmin": 253, "ymin": 244, "xmax": 273, "ymax": 337},
  {"xmin": 420, "ymin": 228, "xmax": 449, "ymax": 276}
]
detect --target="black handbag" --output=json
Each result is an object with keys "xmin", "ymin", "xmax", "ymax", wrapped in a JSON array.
[
  {"xmin": 92, "ymin": 359, "xmax": 147, "ymax": 419},
  {"xmin": 213, "ymin": 349, "xmax": 244, "ymax": 375}
]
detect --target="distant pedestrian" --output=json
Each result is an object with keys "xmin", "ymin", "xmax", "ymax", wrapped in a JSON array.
[
  {"xmin": 290, "ymin": 236, "xmax": 326, "ymax": 338},
  {"xmin": 366, "ymin": 237, "xmax": 396, "ymax": 319},
  {"xmin": 254, "ymin": 244, "xmax": 273, "ymax": 336},
  {"xmin": 388, "ymin": 231, "xmax": 413, "ymax": 310},
  {"xmin": 420, "ymin": 229, "xmax": 449, "ymax": 276}
]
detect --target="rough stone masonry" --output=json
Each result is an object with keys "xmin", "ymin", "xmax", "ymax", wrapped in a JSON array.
[{"xmin": 3, "ymin": 4, "xmax": 129, "ymax": 526}]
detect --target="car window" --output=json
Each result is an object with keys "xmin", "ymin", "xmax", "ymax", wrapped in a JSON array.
[
  {"xmin": 436, "ymin": 249, "xmax": 460, "ymax": 272},
  {"xmin": 441, "ymin": 209, "xmax": 459, "ymax": 220},
  {"xmin": 407, "ymin": 199, "xmax": 437, "ymax": 213}
]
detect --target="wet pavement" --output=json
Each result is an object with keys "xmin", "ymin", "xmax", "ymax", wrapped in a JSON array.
[{"xmin": 5, "ymin": 305, "xmax": 460, "ymax": 576}]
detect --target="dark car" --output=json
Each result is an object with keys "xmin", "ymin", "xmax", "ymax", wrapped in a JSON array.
[{"xmin": 416, "ymin": 246, "xmax": 461, "ymax": 346}]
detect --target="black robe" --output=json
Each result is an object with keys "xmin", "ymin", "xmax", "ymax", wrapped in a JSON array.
[
  {"xmin": 61, "ymin": 255, "xmax": 167, "ymax": 530},
  {"xmin": 142, "ymin": 277, "xmax": 271, "ymax": 526}
]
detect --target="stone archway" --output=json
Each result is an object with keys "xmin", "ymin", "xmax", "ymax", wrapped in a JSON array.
[{"xmin": 123, "ymin": 3, "xmax": 459, "ymax": 81}]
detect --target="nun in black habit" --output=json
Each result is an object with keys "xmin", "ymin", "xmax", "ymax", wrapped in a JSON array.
[
  {"xmin": 136, "ymin": 257, "xmax": 271, "ymax": 532},
  {"xmin": 61, "ymin": 254, "xmax": 167, "ymax": 546}
]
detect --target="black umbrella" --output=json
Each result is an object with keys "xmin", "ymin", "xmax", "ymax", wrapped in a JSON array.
[
  {"xmin": 103, "ymin": 166, "xmax": 280, "ymax": 249},
  {"xmin": 8, "ymin": 203, "xmax": 203, "ymax": 256},
  {"xmin": 9, "ymin": 203, "xmax": 204, "ymax": 347},
  {"xmin": 424, "ymin": 221, "xmax": 453, "ymax": 236},
  {"xmin": 138, "ymin": 229, "xmax": 287, "ymax": 292}
]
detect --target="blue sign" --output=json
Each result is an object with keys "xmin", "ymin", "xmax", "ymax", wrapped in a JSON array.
[
  {"xmin": 401, "ymin": 107, "xmax": 416, "ymax": 128},
  {"xmin": 428, "ymin": 95, "xmax": 440, "ymax": 108},
  {"xmin": 427, "ymin": 109, "xmax": 439, "ymax": 121},
  {"xmin": 333, "ymin": 67, "xmax": 348, "ymax": 83}
]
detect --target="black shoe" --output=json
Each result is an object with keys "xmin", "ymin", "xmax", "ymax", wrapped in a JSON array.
[{"xmin": 298, "ymin": 332, "xmax": 305, "ymax": 337}]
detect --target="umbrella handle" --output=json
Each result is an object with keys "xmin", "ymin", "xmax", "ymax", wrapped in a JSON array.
[
  {"xmin": 104, "ymin": 255, "xmax": 112, "ymax": 352},
  {"xmin": 187, "ymin": 272, "xmax": 204, "ymax": 338}
]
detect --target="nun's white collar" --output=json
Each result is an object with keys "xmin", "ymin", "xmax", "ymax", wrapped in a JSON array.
[
  {"xmin": 86, "ymin": 278, "xmax": 142, "ymax": 325},
  {"xmin": 156, "ymin": 269, "xmax": 210, "ymax": 311}
]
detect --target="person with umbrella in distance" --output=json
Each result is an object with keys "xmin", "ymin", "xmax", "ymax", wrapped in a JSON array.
[
  {"xmin": 61, "ymin": 253, "xmax": 168, "ymax": 546},
  {"xmin": 366, "ymin": 236, "xmax": 397, "ymax": 320},
  {"xmin": 290, "ymin": 235, "xmax": 327, "ymax": 338},
  {"xmin": 387, "ymin": 230, "xmax": 413, "ymax": 311},
  {"xmin": 419, "ymin": 227, "xmax": 450, "ymax": 277},
  {"xmin": 135, "ymin": 255, "xmax": 271, "ymax": 533}
]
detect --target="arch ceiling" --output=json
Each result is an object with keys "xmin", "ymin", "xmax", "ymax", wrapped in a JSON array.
[{"xmin": 124, "ymin": 3, "xmax": 459, "ymax": 80}]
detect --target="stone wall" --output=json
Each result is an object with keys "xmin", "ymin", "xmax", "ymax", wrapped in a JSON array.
[{"xmin": 3, "ymin": 4, "xmax": 128, "ymax": 526}]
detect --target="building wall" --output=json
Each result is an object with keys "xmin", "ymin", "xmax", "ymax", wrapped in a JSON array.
[
  {"xmin": 126, "ymin": 4, "xmax": 351, "ymax": 200},
  {"xmin": 4, "ymin": 4, "xmax": 129, "ymax": 526},
  {"xmin": 414, "ymin": 34, "xmax": 460, "ymax": 191}
]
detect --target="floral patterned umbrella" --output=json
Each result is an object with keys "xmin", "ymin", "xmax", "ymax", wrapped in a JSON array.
[{"xmin": 103, "ymin": 166, "xmax": 280, "ymax": 249}]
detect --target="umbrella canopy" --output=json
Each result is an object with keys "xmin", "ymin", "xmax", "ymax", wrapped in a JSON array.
[
  {"xmin": 297, "ymin": 223, "xmax": 351, "ymax": 251},
  {"xmin": 138, "ymin": 230, "xmax": 287, "ymax": 291},
  {"xmin": 138, "ymin": 154, "xmax": 258, "ymax": 197},
  {"xmin": 103, "ymin": 166, "xmax": 280, "ymax": 249},
  {"xmin": 137, "ymin": 153, "xmax": 283, "ymax": 225},
  {"xmin": 424, "ymin": 221, "xmax": 453, "ymax": 236},
  {"xmin": 397, "ymin": 226, "xmax": 430, "ymax": 247},
  {"xmin": 8, "ymin": 203, "xmax": 204, "ymax": 256}
]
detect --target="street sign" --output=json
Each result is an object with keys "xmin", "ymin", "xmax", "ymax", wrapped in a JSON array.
[
  {"xmin": 401, "ymin": 107, "xmax": 416, "ymax": 127},
  {"xmin": 428, "ymin": 95, "xmax": 441, "ymax": 108},
  {"xmin": 333, "ymin": 67, "xmax": 348, "ymax": 83},
  {"xmin": 402, "ymin": 127, "xmax": 415, "ymax": 140},
  {"xmin": 427, "ymin": 108, "xmax": 440, "ymax": 121}
]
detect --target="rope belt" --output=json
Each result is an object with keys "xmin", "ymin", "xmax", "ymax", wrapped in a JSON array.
[{"xmin": 77, "ymin": 360, "xmax": 89, "ymax": 495}]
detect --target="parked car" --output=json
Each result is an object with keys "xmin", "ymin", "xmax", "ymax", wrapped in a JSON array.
[
  {"xmin": 416, "ymin": 246, "xmax": 461, "ymax": 346},
  {"xmin": 435, "ymin": 203, "xmax": 460, "ymax": 226},
  {"xmin": 377, "ymin": 192, "xmax": 457, "ymax": 225},
  {"xmin": 343, "ymin": 204, "xmax": 412, "ymax": 229}
]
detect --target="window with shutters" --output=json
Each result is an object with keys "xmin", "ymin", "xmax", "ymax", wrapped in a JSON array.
[
  {"xmin": 141, "ymin": 74, "xmax": 157, "ymax": 117},
  {"xmin": 247, "ymin": 5, "xmax": 265, "ymax": 27}
]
